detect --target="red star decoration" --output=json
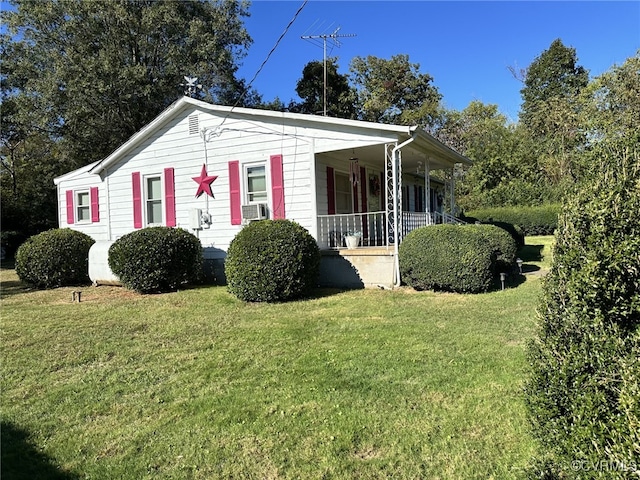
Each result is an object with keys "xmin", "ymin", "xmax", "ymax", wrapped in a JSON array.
[{"xmin": 192, "ymin": 164, "xmax": 217, "ymax": 198}]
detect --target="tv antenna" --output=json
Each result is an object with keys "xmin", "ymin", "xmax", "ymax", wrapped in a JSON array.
[{"xmin": 301, "ymin": 26, "xmax": 356, "ymax": 116}]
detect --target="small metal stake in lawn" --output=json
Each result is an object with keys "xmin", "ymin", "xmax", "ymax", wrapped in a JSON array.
[
  {"xmin": 72, "ymin": 291, "xmax": 82, "ymax": 302},
  {"xmin": 500, "ymin": 273, "xmax": 507, "ymax": 291}
]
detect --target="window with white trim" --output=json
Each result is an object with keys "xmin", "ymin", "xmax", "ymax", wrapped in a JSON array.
[
  {"xmin": 334, "ymin": 171, "xmax": 353, "ymax": 214},
  {"xmin": 245, "ymin": 163, "xmax": 267, "ymax": 203},
  {"xmin": 76, "ymin": 190, "xmax": 91, "ymax": 223},
  {"xmin": 145, "ymin": 175, "xmax": 163, "ymax": 226}
]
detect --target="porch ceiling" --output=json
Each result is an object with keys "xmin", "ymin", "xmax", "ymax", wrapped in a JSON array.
[{"xmin": 320, "ymin": 142, "xmax": 464, "ymax": 172}]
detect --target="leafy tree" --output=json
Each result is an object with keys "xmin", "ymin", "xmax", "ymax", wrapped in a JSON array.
[
  {"xmin": 519, "ymin": 39, "xmax": 589, "ymax": 184},
  {"xmin": 578, "ymin": 52, "xmax": 640, "ymax": 160},
  {"xmin": 2, "ymin": 0, "xmax": 254, "ymax": 165},
  {"xmin": 349, "ymin": 54, "xmax": 441, "ymax": 127},
  {"xmin": 520, "ymin": 38, "xmax": 589, "ymax": 133},
  {"xmin": 291, "ymin": 58, "xmax": 356, "ymax": 118},
  {"xmin": 434, "ymin": 102, "xmax": 546, "ymax": 210},
  {"xmin": 1, "ymin": 0, "xmax": 254, "ymax": 251},
  {"xmin": 525, "ymin": 145, "xmax": 640, "ymax": 478}
]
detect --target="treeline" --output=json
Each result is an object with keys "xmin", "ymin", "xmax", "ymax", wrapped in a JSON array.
[{"xmin": 1, "ymin": 0, "xmax": 638, "ymax": 254}]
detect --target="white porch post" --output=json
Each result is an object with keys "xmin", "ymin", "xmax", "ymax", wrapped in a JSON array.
[
  {"xmin": 450, "ymin": 167, "xmax": 455, "ymax": 216},
  {"xmin": 425, "ymin": 158, "xmax": 431, "ymax": 221}
]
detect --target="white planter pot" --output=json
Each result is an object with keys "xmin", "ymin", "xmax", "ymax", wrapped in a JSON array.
[{"xmin": 344, "ymin": 235, "xmax": 360, "ymax": 249}]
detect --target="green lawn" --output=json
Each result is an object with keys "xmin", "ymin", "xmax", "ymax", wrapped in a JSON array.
[{"xmin": 1, "ymin": 237, "xmax": 553, "ymax": 479}]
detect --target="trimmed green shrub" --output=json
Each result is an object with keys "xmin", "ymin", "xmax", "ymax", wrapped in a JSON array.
[
  {"xmin": 15, "ymin": 228, "xmax": 94, "ymax": 289},
  {"xmin": 225, "ymin": 220, "xmax": 320, "ymax": 302},
  {"xmin": 400, "ymin": 224, "xmax": 503, "ymax": 293},
  {"xmin": 466, "ymin": 204, "xmax": 560, "ymax": 236},
  {"xmin": 108, "ymin": 227, "xmax": 203, "ymax": 293},
  {"xmin": 525, "ymin": 150, "xmax": 640, "ymax": 477},
  {"xmin": 474, "ymin": 224, "xmax": 517, "ymax": 273}
]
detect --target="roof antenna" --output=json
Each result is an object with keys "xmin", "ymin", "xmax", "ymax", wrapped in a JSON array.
[
  {"xmin": 301, "ymin": 26, "xmax": 356, "ymax": 116},
  {"xmin": 181, "ymin": 76, "xmax": 203, "ymax": 98}
]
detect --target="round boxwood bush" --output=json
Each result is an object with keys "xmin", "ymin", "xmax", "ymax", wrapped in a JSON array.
[
  {"xmin": 399, "ymin": 225, "xmax": 495, "ymax": 293},
  {"xmin": 474, "ymin": 224, "xmax": 517, "ymax": 273},
  {"xmin": 15, "ymin": 228, "xmax": 94, "ymax": 289},
  {"xmin": 108, "ymin": 227, "xmax": 203, "ymax": 293},
  {"xmin": 225, "ymin": 220, "xmax": 320, "ymax": 302}
]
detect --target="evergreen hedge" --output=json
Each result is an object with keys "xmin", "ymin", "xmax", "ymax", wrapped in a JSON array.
[
  {"xmin": 15, "ymin": 228, "xmax": 94, "ymax": 289},
  {"xmin": 525, "ymin": 150, "xmax": 640, "ymax": 477},
  {"xmin": 399, "ymin": 224, "xmax": 516, "ymax": 294},
  {"xmin": 225, "ymin": 220, "xmax": 320, "ymax": 302},
  {"xmin": 465, "ymin": 204, "xmax": 560, "ymax": 236},
  {"xmin": 108, "ymin": 227, "xmax": 203, "ymax": 293}
]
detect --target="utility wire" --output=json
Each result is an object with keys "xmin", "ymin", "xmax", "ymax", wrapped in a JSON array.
[{"xmin": 207, "ymin": 0, "xmax": 308, "ymax": 136}]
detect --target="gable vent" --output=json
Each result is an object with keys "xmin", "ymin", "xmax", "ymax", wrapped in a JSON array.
[{"xmin": 188, "ymin": 114, "xmax": 199, "ymax": 135}]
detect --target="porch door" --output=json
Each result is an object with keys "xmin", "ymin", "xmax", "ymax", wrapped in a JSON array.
[{"xmin": 334, "ymin": 171, "xmax": 353, "ymax": 214}]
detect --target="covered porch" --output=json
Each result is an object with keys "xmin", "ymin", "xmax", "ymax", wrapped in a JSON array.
[{"xmin": 314, "ymin": 129, "xmax": 471, "ymax": 288}]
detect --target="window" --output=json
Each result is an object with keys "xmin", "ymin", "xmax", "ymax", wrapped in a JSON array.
[
  {"xmin": 246, "ymin": 164, "xmax": 267, "ymax": 203},
  {"xmin": 75, "ymin": 191, "xmax": 91, "ymax": 222},
  {"xmin": 334, "ymin": 171, "xmax": 353, "ymax": 214},
  {"xmin": 145, "ymin": 175, "xmax": 163, "ymax": 225}
]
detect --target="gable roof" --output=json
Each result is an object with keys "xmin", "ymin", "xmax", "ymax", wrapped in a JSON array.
[{"xmin": 83, "ymin": 96, "xmax": 470, "ymax": 176}]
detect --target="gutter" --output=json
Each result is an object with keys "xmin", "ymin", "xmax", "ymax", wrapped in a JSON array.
[{"xmin": 391, "ymin": 131, "xmax": 416, "ymax": 287}]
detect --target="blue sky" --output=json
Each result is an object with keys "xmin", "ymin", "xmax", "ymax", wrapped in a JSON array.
[{"xmin": 237, "ymin": 1, "xmax": 640, "ymax": 121}]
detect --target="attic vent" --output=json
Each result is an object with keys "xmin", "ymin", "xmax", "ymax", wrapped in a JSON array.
[{"xmin": 188, "ymin": 114, "xmax": 199, "ymax": 135}]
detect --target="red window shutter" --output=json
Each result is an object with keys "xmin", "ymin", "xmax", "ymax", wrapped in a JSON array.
[
  {"xmin": 132, "ymin": 172, "xmax": 142, "ymax": 228},
  {"xmin": 228, "ymin": 160, "xmax": 242, "ymax": 225},
  {"xmin": 353, "ymin": 180, "xmax": 359, "ymax": 213},
  {"xmin": 66, "ymin": 190, "xmax": 74, "ymax": 224},
  {"xmin": 360, "ymin": 166, "xmax": 367, "ymax": 214},
  {"xmin": 270, "ymin": 154, "xmax": 285, "ymax": 220},
  {"xmin": 90, "ymin": 187, "xmax": 100, "ymax": 222},
  {"xmin": 164, "ymin": 168, "xmax": 176, "ymax": 227},
  {"xmin": 327, "ymin": 166, "xmax": 335, "ymax": 215}
]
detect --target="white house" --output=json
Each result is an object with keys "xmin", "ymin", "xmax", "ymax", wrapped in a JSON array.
[{"xmin": 54, "ymin": 96, "xmax": 471, "ymax": 289}]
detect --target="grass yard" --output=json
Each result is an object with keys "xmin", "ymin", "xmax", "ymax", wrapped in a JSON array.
[{"xmin": 1, "ymin": 237, "xmax": 554, "ymax": 479}]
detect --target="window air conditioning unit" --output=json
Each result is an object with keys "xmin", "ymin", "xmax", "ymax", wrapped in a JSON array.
[{"xmin": 242, "ymin": 203, "xmax": 268, "ymax": 221}]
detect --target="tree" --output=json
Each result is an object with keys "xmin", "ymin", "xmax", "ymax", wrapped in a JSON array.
[
  {"xmin": 519, "ymin": 39, "xmax": 589, "ymax": 184},
  {"xmin": 578, "ymin": 52, "xmax": 640, "ymax": 160},
  {"xmin": 1, "ymin": 0, "xmax": 254, "ymax": 253},
  {"xmin": 291, "ymin": 58, "xmax": 356, "ymax": 118},
  {"xmin": 349, "ymin": 54, "xmax": 441, "ymax": 127},
  {"xmin": 525, "ymin": 145, "xmax": 640, "ymax": 477},
  {"xmin": 2, "ymin": 0, "xmax": 253, "ymax": 166},
  {"xmin": 434, "ymin": 102, "xmax": 546, "ymax": 210}
]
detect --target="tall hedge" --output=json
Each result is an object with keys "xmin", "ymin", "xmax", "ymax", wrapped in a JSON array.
[
  {"xmin": 108, "ymin": 227, "xmax": 203, "ymax": 293},
  {"xmin": 466, "ymin": 204, "xmax": 560, "ymax": 236},
  {"xmin": 399, "ymin": 224, "xmax": 516, "ymax": 294},
  {"xmin": 525, "ymin": 150, "xmax": 640, "ymax": 477},
  {"xmin": 15, "ymin": 228, "xmax": 94, "ymax": 289},
  {"xmin": 225, "ymin": 220, "xmax": 320, "ymax": 302}
]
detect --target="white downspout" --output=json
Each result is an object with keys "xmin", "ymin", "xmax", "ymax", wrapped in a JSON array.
[{"xmin": 392, "ymin": 134, "xmax": 415, "ymax": 287}]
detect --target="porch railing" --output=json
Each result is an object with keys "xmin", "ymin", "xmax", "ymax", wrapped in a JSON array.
[
  {"xmin": 317, "ymin": 211, "xmax": 388, "ymax": 249},
  {"xmin": 317, "ymin": 211, "xmax": 466, "ymax": 249}
]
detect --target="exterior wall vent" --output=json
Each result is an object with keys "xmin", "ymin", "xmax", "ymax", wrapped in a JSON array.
[{"xmin": 188, "ymin": 114, "xmax": 199, "ymax": 135}]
